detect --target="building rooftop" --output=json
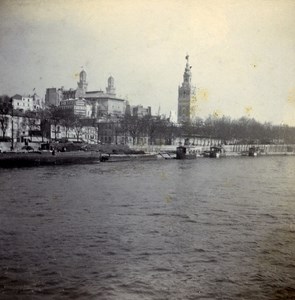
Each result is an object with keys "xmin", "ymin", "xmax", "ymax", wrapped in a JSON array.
[{"xmin": 12, "ymin": 94, "xmax": 23, "ymax": 99}]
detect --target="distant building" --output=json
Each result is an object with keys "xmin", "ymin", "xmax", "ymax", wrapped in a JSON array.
[
  {"xmin": 132, "ymin": 105, "xmax": 151, "ymax": 117},
  {"xmin": 11, "ymin": 94, "xmax": 44, "ymax": 112},
  {"xmin": 85, "ymin": 94, "xmax": 126, "ymax": 118},
  {"xmin": 61, "ymin": 88, "xmax": 76, "ymax": 100},
  {"xmin": 124, "ymin": 102, "xmax": 151, "ymax": 118},
  {"xmin": 84, "ymin": 75, "xmax": 126, "ymax": 118},
  {"xmin": 49, "ymin": 123, "xmax": 97, "ymax": 143},
  {"xmin": 45, "ymin": 88, "xmax": 63, "ymax": 106},
  {"xmin": 59, "ymin": 98, "xmax": 92, "ymax": 118},
  {"xmin": 45, "ymin": 69, "xmax": 88, "ymax": 107},
  {"xmin": 168, "ymin": 110, "xmax": 177, "ymax": 123},
  {"xmin": 12, "ymin": 94, "xmax": 32, "ymax": 111},
  {"xmin": 32, "ymin": 93, "xmax": 45, "ymax": 110},
  {"xmin": 177, "ymin": 55, "xmax": 196, "ymax": 123},
  {"xmin": 46, "ymin": 70, "xmax": 127, "ymax": 118}
]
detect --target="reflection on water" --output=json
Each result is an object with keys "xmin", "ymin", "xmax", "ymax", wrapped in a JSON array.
[{"xmin": 0, "ymin": 156, "xmax": 295, "ymax": 299}]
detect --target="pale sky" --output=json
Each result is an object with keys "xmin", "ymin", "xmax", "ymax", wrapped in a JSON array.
[{"xmin": 0, "ymin": 0, "xmax": 295, "ymax": 125}]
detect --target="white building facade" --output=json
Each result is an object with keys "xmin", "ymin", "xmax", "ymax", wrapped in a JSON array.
[
  {"xmin": 59, "ymin": 98, "xmax": 92, "ymax": 118},
  {"xmin": 12, "ymin": 94, "xmax": 45, "ymax": 112}
]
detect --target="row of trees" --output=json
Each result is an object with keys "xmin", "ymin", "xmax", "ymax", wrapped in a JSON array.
[
  {"xmin": 182, "ymin": 116, "xmax": 295, "ymax": 144},
  {"xmin": 1, "ymin": 94, "xmax": 295, "ymax": 145},
  {"xmin": 115, "ymin": 114, "xmax": 295, "ymax": 145},
  {"xmin": 117, "ymin": 114, "xmax": 177, "ymax": 145}
]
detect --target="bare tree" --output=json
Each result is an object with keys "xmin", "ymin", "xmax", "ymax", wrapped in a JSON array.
[
  {"xmin": 48, "ymin": 105, "xmax": 63, "ymax": 141},
  {"xmin": 60, "ymin": 109, "xmax": 75, "ymax": 139},
  {"xmin": 120, "ymin": 114, "xmax": 141, "ymax": 145},
  {"xmin": 36, "ymin": 108, "xmax": 51, "ymax": 142},
  {"xmin": 0, "ymin": 95, "xmax": 12, "ymax": 140},
  {"xmin": 71, "ymin": 115, "xmax": 84, "ymax": 142}
]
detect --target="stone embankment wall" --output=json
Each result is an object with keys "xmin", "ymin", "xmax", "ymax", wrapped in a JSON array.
[
  {"xmin": 223, "ymin": 144, "xmax": 295, "ymax": 153},
  {"xmin": 1, "ymin": 141, "xmax": 295, "ymax": 156},
  {"xmin": 130, "ymin": 144, "xmax": 295, "ymax": 155}
]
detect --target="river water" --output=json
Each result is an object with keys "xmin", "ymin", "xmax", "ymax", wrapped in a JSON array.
[{"xmin": 0, "ymin": 156, "xmax": 295, "ymax": 300}]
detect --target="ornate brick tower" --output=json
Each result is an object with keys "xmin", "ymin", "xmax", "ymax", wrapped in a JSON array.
[{"xmin": 178, "ymin": 55, "xmax": 195, "ymax": 123}]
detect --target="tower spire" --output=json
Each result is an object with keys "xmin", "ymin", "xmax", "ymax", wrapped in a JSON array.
[
  {"xmin": 183, "ymin": 53, "xmax": 192, "ymax": 87},
  {"xmin": 177, "ymin": 54, "xmax": 195, "ymax": 123}
]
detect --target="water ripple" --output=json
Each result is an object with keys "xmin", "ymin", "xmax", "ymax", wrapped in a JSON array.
[{"xmin": 1, "ymin": 157, "xmax": 295, "ymax": 299}]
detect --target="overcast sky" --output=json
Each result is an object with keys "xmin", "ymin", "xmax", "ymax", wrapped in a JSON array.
[{"xmin": 0, "ymin": 0, "xmax": 295, "ymax": 125}]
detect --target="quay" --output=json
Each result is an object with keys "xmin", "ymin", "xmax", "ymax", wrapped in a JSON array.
[{"xmin": 1, "ymin": 142, "xmax": 295, "ymax": 168}]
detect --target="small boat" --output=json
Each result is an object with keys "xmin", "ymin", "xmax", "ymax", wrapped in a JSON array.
[
  {"xmin": 249, "ymin": 146, "xmax": 260, "ymax": 157},
  {"xmin": 241, "ymin": 150, "xmax": 249, "ymax": 156},
  {"xmin": 203, "ymin": 146, "xmax": 225, "ymax": 158},
  {"xmin": 176, "ymin": 146, "xmax": 197, "ymax": 159}
]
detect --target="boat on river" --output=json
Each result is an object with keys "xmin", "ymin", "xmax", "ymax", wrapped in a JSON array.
[
  {"xmin": 100, "ymin": 153, "xmax": 158, "ymax": 162},
  {"xmin": 176, "ymin": 146, "xmax": 197, "ymax": 159},
  {"xmin": 203, "ymin": 146, "xmax": 225, "ymax": 158},
  {"xmin": 0, "ymin": 151, "xmax": 102, "ymax": 168},
  {"xmin": 248, "ymin": 146, "xmax": 260, "ymax": 157}
]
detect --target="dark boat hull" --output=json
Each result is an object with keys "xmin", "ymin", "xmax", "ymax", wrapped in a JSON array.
[
  {"xmin": 0, "ymin": 151, "xmax": 101, "ymax": 168},
  {"xmin": 176, "ymin": 153, "xmax": 196, "ymax": 159},
  {"xmin": 100, "ymin": 153, "xmax": 158, "ymax": 162},
  {"xmin": 176, "ymin": 146, "xmax": 197, "ymax": 159}
]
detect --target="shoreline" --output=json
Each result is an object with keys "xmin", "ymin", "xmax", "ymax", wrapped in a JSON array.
[{"xmin": 1, "ymin": 149, "xmax": 295, "ymax": 168}]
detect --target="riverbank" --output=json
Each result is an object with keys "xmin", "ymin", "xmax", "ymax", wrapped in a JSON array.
[
  {"xmin": 1, "ymin": 142, "xmax": 295, "ymax": 168},
  {"xmin": 0, "ymin": 141, "xmax": 144, "ymax": 155},
  {"xmin": 131, "ymin": 144, "xmax": 295, "ymax": 157}
]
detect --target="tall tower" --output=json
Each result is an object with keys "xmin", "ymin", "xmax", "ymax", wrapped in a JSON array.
[
  {"xmin": 178, "ymin": 55, "xmax": 194, "ymax": 123},
  {"xmin": 77, "ymin": 69, "xmax": 88, "ymax": 90},
  {"xmin": 76, "ymin": 69, "xmax": 88, "ymax": 98},
  {"xmin": 106, "ymin": 76, "xmax": 116, "ymax": 96}
]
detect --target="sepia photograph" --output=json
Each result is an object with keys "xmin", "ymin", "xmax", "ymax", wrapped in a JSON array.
[{"xmin": 0, "ymin": 0, "xmax": 295, "ymax": 299}]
